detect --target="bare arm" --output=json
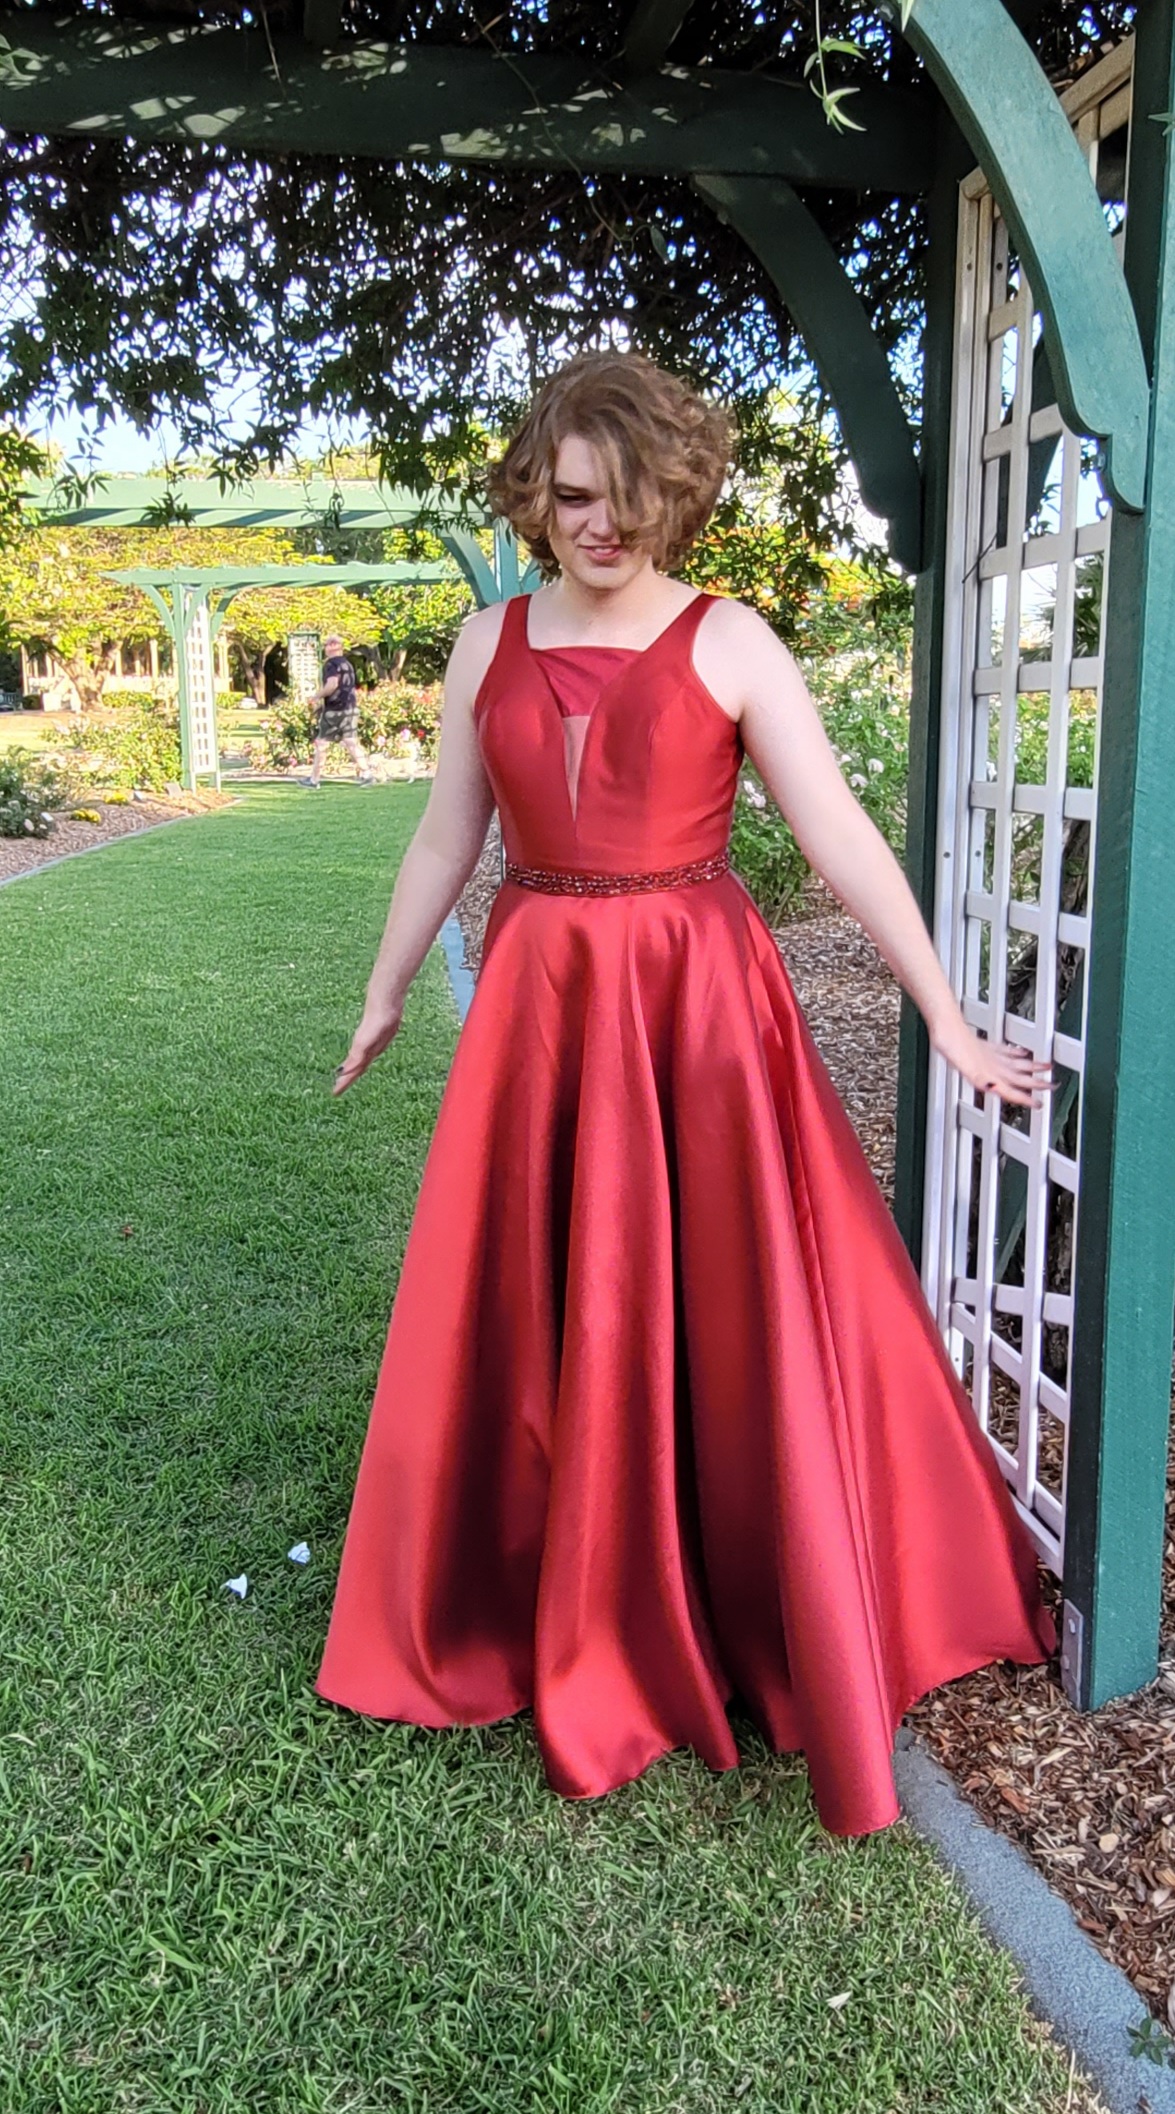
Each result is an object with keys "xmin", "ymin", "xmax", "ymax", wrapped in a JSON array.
[
  {"xmin": 699, "ymin": 601, "xmax": 1051, "ymax": 1109},
  {"xmin": 333, "ymin": 609, "xmax": 502, "ymax": 1092}
]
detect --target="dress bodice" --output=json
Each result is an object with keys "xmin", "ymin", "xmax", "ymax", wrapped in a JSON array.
[{"xmin": 474, "ymin": 592, "xmax": 742, "ymax": 875}]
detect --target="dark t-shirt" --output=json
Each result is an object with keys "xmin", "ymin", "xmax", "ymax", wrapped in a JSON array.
[{"xmin": 322, "ymin": 655, "xmax": 357, "ymax": 713}]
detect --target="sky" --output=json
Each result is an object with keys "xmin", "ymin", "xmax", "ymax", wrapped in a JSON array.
[{"xmin": 36, "ymin": 404, "xmax": 374, "ymax": 477}]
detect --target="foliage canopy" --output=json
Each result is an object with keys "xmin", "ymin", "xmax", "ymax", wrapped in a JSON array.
[{"xmin": 0, "ymin": 2, "xmax": 1137, "ymax": 497}]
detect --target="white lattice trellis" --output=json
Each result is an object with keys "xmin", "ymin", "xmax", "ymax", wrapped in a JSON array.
[
  {"xmin": 184, "ymin": 600, "xmax": 219, "ymax": 780},
  {"xmin": 923, "ymin": 45, "xmax": 1131, "ymax": 1573}
]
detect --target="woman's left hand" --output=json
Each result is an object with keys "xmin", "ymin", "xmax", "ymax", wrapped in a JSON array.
[{"xmin": 931, "ymin": 1013, "xmax": 1054, "ymax": 1109}]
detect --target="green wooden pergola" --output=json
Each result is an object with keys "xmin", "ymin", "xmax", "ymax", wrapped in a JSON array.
[
  {"xmin": 67, "ymin": 494, "xmax": 539, "ymax": 786},
  {"xmin": 7, "ymin": 0, "xmax": 1175, "ymax": 1718}
]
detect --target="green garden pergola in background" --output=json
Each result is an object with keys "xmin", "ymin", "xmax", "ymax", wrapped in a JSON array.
[
  {"xmin": 23, "ymin": 476, "xmax": 538, "ymax": 786},
  {"xmin": 3, "ymin": 0, "xmax": 1172, "ymax": 1719}
]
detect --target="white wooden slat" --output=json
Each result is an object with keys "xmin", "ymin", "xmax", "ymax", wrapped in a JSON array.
[
  {"xmin": 1054, "ymin": 1031, "xmax": 1084, "ymax": 1070},
  {"xmin": 1063, "ymin": 788, "xmax": 1095, "ymax": 821},
  {"xmin": 1033, "ymin": 1486, "xmax": 1065, "ymax": 1538},
  {"xmin": 1057, "ymin": 912, "xmax": 1090, "ymax": 948},
  {"xmin": 1002, "ymin": 1013, "xmax": 1047, "ymax": 1053},
  {"xmin": 991, "ymin": 1335, "xmax": 1023, "ymax": 1384},
  {"xmin": 989, "ymin": 1435, "xmax": 1020, "ymax": 1483},
  {"xmin": 961, "ymin": 995, "xmax": 995, "ymax": 1032},
  {"xmin": 1039, "ymin": 1375, "xmax": 1070, "ymax": 1422},
  {"xmin": 1016, "ymin": 1506, "xmax": 1063, "ymax": 1570},
  {"xmin": 1028, "ymin": 406, "xmax": 1065, "ymax": 443},
  {"xmin": 1048, "ymin": 1149, "xmax": 1080, "ymax": 1191},
  {"xmin": 1008, "ymin": 902, "xmax": 1042, "ymax": 936},
  {"xmin": 1017, "ymin": 663, "xmax": 1057, "ymax": 694},
  {"xmin": 981, "ymin": 431, "xmax": 1015, "ymax": 465},
  {"xmin": 998, "ymin": 1125, "xmax": 1033, "ymax": 1166},
  {"xmin": 1017, "ymin": 528, "xmax": 1069, "ymax": 565},
  {"xmin": 948, "ymin": 1301, "xmax": 979, "ymax": 1345},
  {"xmin": 1099, "ymin": 80, "xmax": 1132, "ymax": 136},
  {"xmin": 923, "ymin": 178, "xmax": 991, "ymax": 1342}
]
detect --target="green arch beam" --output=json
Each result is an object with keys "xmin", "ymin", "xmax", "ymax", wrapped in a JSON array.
[
  {"xmin": 694, "ymin": 172, "xmax": 924, "ymax": 572},
  {"xmin": 895, "ymin": 0, "xmax": 1149, "ymax": 511}
]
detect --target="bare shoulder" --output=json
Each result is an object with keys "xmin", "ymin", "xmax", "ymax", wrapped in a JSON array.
[
  {"xmin": 444, "ymin": 598, "xmax": 511, "ymax": 708},
  {"xmin": 700, "ymin": 595, "xmax": 794, "ymax": 655},
  {"xmin": 693, "ymin": 593, "xmax": 798, "ymax": 719}
]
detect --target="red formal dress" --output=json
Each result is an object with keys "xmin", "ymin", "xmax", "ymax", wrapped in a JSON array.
[{"xmin": 316, "ymin": 589, "xmax": 1054, "ymax": 1836}]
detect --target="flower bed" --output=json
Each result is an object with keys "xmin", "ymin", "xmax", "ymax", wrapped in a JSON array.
[{"xmin": 258, "ymin": 681, "xmax": 443, "ymax": 775}]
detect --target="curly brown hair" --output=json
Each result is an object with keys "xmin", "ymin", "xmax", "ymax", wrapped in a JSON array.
[{"xmin": 484, "ymin": 351, "xmax": 734, "ymax": 575}]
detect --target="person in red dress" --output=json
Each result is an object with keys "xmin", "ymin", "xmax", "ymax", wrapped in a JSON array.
[{"xmin": 316, "ymin": 350, "xmax": 1055, "ymax": 1837}]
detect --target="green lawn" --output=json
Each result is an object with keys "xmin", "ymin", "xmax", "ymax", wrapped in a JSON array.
[
  {"xmin": 0, "ymin": 787, "xmax": 1090, "ymax": 2114},
  {"xmin": 0, "ymin": 698, "xmax": 267, "ymax": 760},
  {"xmin": 0, "ymin": 708, "xmax": 73, "ymax": 754}
]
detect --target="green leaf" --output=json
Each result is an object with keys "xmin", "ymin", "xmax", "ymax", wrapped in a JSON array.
[
  {"xmin": 818, "ymin": 37, "xmax": 866, "ymax": 59},
  {"xmin": 818, "ymin": 86, "xmax": 866, "ymax": 135}
]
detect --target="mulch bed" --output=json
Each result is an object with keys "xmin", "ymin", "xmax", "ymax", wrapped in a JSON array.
[
  {"xmin": 454, "ymin": 844, "xmax": 1175, "ymax": 2026},
  {"xmin": 0, "ymin": 790, "xmax": 228, "ymax": 883}
]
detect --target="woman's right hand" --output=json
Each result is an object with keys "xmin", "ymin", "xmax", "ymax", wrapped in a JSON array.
[{"xmin": 333, "ymin": 991, "xmax": 405, "ymax": 1095}]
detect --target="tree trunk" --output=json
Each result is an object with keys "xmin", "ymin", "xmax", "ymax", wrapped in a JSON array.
[
  {"xmin": 389, "ymin": 646, "xmax": 408, "ymax": 681},
  {"xmin": 245, "ymin": 647, "xmax": 269, "ymax": 705},
  {"xmin": 62, "ymin": 645, "xmax": 116, "ymax": 711}
]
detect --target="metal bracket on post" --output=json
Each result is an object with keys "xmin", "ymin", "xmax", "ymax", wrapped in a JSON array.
[{"xmin": 1059, "ymin": 1600, "xmax": 1085, "ymax": 1706}]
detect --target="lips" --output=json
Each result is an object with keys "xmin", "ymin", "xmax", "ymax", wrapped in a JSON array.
[{"xmin": 583, "ymin": 544, "xmax": 622, "ymax": 561}]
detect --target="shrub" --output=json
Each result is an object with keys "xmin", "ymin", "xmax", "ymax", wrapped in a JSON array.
[
  {"xmin": 99, "ymin": 688, "xmax": 165, "ymax": 713},
  {"xmin": 62, "ymin": 696, "xmax": 182, "ymax": 792},
  {"xmin": 0, "ymin": 747, "xmax": 76, "ymax": 838},
  {"xmin": 730, "ymin": 677, "xmax": 911, "ymax": 925},
  {"xmin": 730, "ymin": 771, "xmax": 809, "ymax": 922},
  {"xmin": 819, "ymin": 680, "xmax": 910, "ymax": 854},
  {"xmin": 1014, "ymin": 689, "xmax": 1096, "ymax": 790},
  {"xmin": 261, "ymin": 681, "xmax": 444, "ymax": 772}
]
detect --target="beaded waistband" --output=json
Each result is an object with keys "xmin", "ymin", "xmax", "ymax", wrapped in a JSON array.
[{"xmin": 504, "ymin": 850, "xmax": 730, "ymax": 897}]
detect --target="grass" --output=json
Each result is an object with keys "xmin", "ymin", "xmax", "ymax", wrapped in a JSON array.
[
  {"xmin": 0, "ymin": 785, "xmax": 1092, "ymax": 2114},
  {"xmin": 0, "ymin": 708, "xmax": 72, "ymax": 754},
  {"xmin": 0, "ymin": 698, "xmax": 268, "ymax": 759}
]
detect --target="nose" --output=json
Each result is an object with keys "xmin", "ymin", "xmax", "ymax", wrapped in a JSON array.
[{"xmin": 584, "ymin": 497, "xmax": 617, "ymax": 543}]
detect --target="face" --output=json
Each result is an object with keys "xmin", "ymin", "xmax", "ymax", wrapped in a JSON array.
[{"xmin": 546, "ymin": 433, "xmax": 655, "ymax": 591}]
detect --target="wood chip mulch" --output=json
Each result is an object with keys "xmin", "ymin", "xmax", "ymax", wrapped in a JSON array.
[
  {"xmin": 453, "ymin": 848, "xmax": 1175, "ymax": 2025},
  {"xmin": 0, "ymin": 790, "xmax": 227, "ymax": 883}
]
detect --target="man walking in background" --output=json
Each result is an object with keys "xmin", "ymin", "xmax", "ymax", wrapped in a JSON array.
[{"xmin": 305, "ymin": 634, "xmax": 373, "ymax": 787}]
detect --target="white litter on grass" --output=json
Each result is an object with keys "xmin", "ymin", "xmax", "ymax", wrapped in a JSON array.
[
  {"xmin": 827, "ymin": 1992, "xmax": 851, "ymax": 2012},
  {"xmin": 288, "ymin": 1541, "xmax": 311, "ymax": 1565},
  {"xmin": 223, "ymin": 1574, "xmax": 249, "ymax": 1599}
]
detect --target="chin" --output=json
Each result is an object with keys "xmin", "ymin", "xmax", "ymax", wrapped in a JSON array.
[{"xmin": 566, "ymin": 550, "xmax": 647, "ymax": 588}]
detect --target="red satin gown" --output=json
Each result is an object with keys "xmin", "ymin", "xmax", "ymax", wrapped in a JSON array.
[{"xmin": 316, "ymin": 589, "xmax": 1054, "ymax": 1836}]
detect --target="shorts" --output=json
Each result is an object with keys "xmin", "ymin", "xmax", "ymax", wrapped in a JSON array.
[{"xmin": 316, "ymin": 703, "xmax": 358, "ymax": 743}]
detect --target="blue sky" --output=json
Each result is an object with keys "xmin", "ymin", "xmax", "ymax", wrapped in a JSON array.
[{"xmin": 37, "ymin": 403, "xmax": 373, "ymax": 476}]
